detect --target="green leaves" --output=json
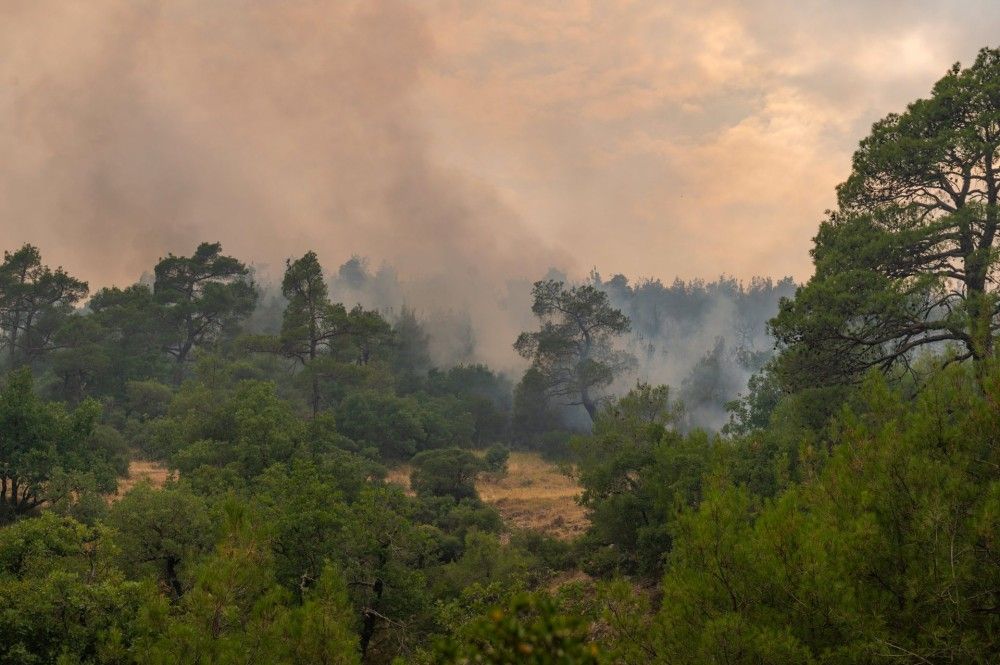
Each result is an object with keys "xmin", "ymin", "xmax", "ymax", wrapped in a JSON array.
[
  {"xmin": 431, "ymin": 593, "xmax": 604, "ymax": 664},
  {"xmin": 154, "ymin": 242, "xmax": 258, "ymax": 378},
  {"xmin": 0, "ymin": 369, "xmax": 125, "ymax": 520},
  {"xmin": 0, "ymin": 244, "xmax": 88, "ymax": 366},
  {"xmin": 774, "ymin": 47, "xmax": 1000, "ymax": 389},
  {"xmin": 516, "ymin": 280, "xmax": 633, "ymax": 421},
  {"xmin": 410, "ymin": 448, "xmax": 484, "ymax": 502},
  {"xmin": 654, "ymin": 367, "xmax": 1000, "ymax": 663}
]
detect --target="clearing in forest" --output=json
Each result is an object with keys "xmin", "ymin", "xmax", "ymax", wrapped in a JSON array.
[
  {"xmin": 388, "ymin": 451, "xmax": 588, "ymax": 540},
  {"xmin": 111, "ymin": 458, "xmax": 171, "ymax": 501}
]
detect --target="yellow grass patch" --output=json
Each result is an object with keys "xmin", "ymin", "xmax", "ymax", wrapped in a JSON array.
[
  {"xmin": 387, "ymin": 451, "xmax": 588, "ymax": 540},
  {"xmin": 110, "ymin": 458, "xmax": 171, "ymax": 502}
]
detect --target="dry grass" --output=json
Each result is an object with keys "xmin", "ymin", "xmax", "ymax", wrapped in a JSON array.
[
  {"xmin": 479, "ymin": 452, "xmax": 588, "ymax": 540},
  {"xmin": 110, "ymin": 458, "xmax": 171, "ymax": 502},
  {"xmin": 387, "ymin": 451, "xmax": 588, "ymax": 540}
]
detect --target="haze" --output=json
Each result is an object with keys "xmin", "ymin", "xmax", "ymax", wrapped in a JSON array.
[{"xmin": 3, "ymin": 0, "xmax": 998, "ymax": 288}]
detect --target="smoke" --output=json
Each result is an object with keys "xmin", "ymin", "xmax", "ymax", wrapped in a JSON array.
[
  {"xmin": 4, "ymin": 1, "xmax": 956, "ymax": 402},
  {"xmin": 0, "ymin": 0, "xmax": 568, "ymax": 367},
  {"xmin": 599, "ymin": 274, "xmax": 797, "ymax": 430}
]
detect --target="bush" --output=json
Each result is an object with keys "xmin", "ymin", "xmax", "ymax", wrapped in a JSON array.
[
  {"xmin": 484, "ymin": 444, "xmax": 510, "ymax": 475},
  {"xmin": 410, "ymin": 448, "xmax": 484, "ymax": 502},
  {"xmin": 432, "ymin": 593, "xmax": 604, "ymax": 664}
]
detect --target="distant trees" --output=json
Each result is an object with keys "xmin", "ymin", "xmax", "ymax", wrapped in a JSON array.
[
  {"xmin": 346, "ymin": 304, "xmax": 393, "ymax": 366},
  {"xmin": 154, "ymin": 242, "xmax": 258, "ymax": 381},
  {"xmin": 278, "ymin": 251, "xmax": 394, "ymax": 415},
  {"xmin": 280, "ymin": 251, "xmax": 350, "ymax": 415},
  {"xmin": 515, "ymin": 280, "xmax": 633, "ymax": 421},
  {"xmin": 393, "ymin": 305, "xmax": 432, "ymax": 389},
  {"xmin": 0, "ymin": 244, "xmax": 88, "ymax": 366},
  {"xmin": 772, "ymin": 47, "xmax": 1000, "ymax": 387},
  {"xmin": 87, "ymin": 284, "xmax": 167, "ymax": 393}
]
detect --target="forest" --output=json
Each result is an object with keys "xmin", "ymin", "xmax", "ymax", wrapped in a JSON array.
[{"xmin": 1, "ymin": 37, "xmax": 1000, "ymax": 665}]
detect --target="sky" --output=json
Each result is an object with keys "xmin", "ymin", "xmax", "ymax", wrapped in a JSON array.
[{"xmin": 2, "ymin": 0, "xmax": 999, "ymax": 290}]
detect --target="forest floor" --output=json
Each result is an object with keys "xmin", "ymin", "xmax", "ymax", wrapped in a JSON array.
[{"xmin": 387, "ymin": 451, "xmax": 588, "ymax": 540}]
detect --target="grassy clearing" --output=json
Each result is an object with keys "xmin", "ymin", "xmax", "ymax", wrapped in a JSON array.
[
  {"xmin": 388, "ymin": 450, "xmax": 588, "ymax": 540},
  {"xmin": 111, "ymin": 458, "xmax": 171, "ymax": 502}
]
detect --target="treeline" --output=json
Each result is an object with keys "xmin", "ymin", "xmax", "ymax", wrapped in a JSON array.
[{"xmin": 593, "ymin": 271, "xmax": 797, "ymax": 429}]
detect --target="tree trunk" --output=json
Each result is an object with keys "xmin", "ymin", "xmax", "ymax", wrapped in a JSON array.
[
  {"xmin": 358, "ymin": 578, "xmax": 384, "ymax": 661},
  {"xmin": 581, "ymin": 387, "xmax": 598, "ymax": 422}
]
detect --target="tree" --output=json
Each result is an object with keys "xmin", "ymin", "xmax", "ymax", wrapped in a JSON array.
[
  {"xmin": 515, "ymin": 280, "xmax": 633, "ymax": 421},
  {"xmin": 88, "ymin": 284, "xmax": 169, "ymax": 394},
  {"xmin": 428, "ymin": 364, "xmax": 513, "ymax": 445},
  {"xmin": 0, "ymin": 369, "xmax": 125, "ymax": 521},
  {"xmin": 483, "ymin": 444, "xmax": 510, "ymax": 475},
  {"xmin": 108, "ymin": 483, "xmax": 215, "ymax": 599},
  {"xmin": 0, "ymin": 244, "xmax": 88, "ymax": 366},
  {"xmin": 432, "ymin": 593, "xmax": 605, "ymax": 664},
  {"xmin": 410, "ymin": 448, "xmax": 484, "ymax": 502},
  {"xmin": 772, "ymin": 48, "xmax": 1000, "ymax": 388},
  {"xmin": 47, "ymin": 314, "xmax": 109, "ymax": 402},
  {"xmin": 280, "ymin": 251, "xmax": 349, "ymax": 415},
  {"xmin": 573, "ymin": 384, "xmax": 708, "ymax": 576},
  {"xmin": 653, "ymin": 369, "xmax": 1000, "ymax": 663},
  {"xmin": 511, "ymin": 367, "xmax": 564, "ymax": 446},
  {"xmin": 138, "ymin": 501, "xmax": 361, "ymax": 664},
  {"xmin": 346, "ymin": 304, "xmax": 393, "ymax": 366},
  {"xmin": 154, "ymin": 242, "xmax": 257, "ymax": 382},
  {"xmin": 392, "ymin": 306, "xmax": 432, "ymax": 390},
  {"xmin": 0, "ymin": 513, "xmax": 154, "ymax": 663}
]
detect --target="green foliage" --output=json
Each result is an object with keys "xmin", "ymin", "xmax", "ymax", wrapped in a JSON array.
[
  {"xmin": 392, "ymin": 306, "xmax": 432, "ymax": 390},
  {"xmin": 107, "ymin": 483, "xmax": 215, "ymax": 598},
  {"xmin": 483, "ymin": 445, "xmax": 510, "ymax": 475},
  {"xmin": 154, "ymin": 242, "xmax": 258, "ymax": 380},
  {"xmin": 574, "ymin": 384, "xmax": 707, "ymax": 576},
  {"xmin": 0, "ymin": 513, "xmax": 154, "ymax": 664},
  {"xmin": 0, "ymin": 369, "xmax": 125, "ymax": 521},
  {"xmin": 337, "ymin": 390, "xmax": 426, "ymax": 460},
  {"xmin": 427, "ymin": 365, "xmax": 512, "ymax": 445},
  {"xmin": 435, "ymin": 530, "xmax": 543, "ymax": 598},
  {"xmin": 280, "ymin": 251, "xmax": 352, "ymax": 414},
  {"xmin": 515, "ymin": 279, "xmax": 633, "ymax": 421},
  {"xmin": 0, "ymin": 244, "xmax": 89, "ymax": 366},
  {"xmin": 168, "ymin": 379, "xmax": 305, "ymax": 482},
  {"xmin": 124, "ymin": 380, "xmax": 173, "ymax": 420},
  {"xmin": 654, "ymin": 368, "xmax": 1000, "ymax": 663},
  {"xmin": 135, "ymin": 503, "xmax": 360, "ymax": 664},
  {"xmin": 772, "ymin": 47, "xmax": 1000, "ymax": 387},
  {"xmin": 432, "ymin": 593, "xmax": 604, "ymax": 664},
  {"xmin": 411, "ymin": 448, "xmax": 484, "ymax": 502},
  {"xmin": 337, "ymin": 390, "xmax": 473, "ymax": 461},
  {"xmin": 86, "ymin": 284, "xmax": 169, "ymax": 397},
  {"xmin": 510, "ymin": 367, "xmax": 566, "ymax": 448}
]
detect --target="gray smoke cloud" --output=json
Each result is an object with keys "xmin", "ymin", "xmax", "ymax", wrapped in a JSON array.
[{"xmin": 0, "ymin": 0, "xmax": 567, "ymax": 368}]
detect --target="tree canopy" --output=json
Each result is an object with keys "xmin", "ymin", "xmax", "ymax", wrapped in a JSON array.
[
  {"xmin": 154, "ymin": 242, "xmax": 258, "ymax": 381},
  {"xmin": 515, "ymin": 280, "xmax": 633, "ymax": 421},
  {"xmin": 772, "ymin": 48, "xmax": 1000, "ymax": 387}
]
